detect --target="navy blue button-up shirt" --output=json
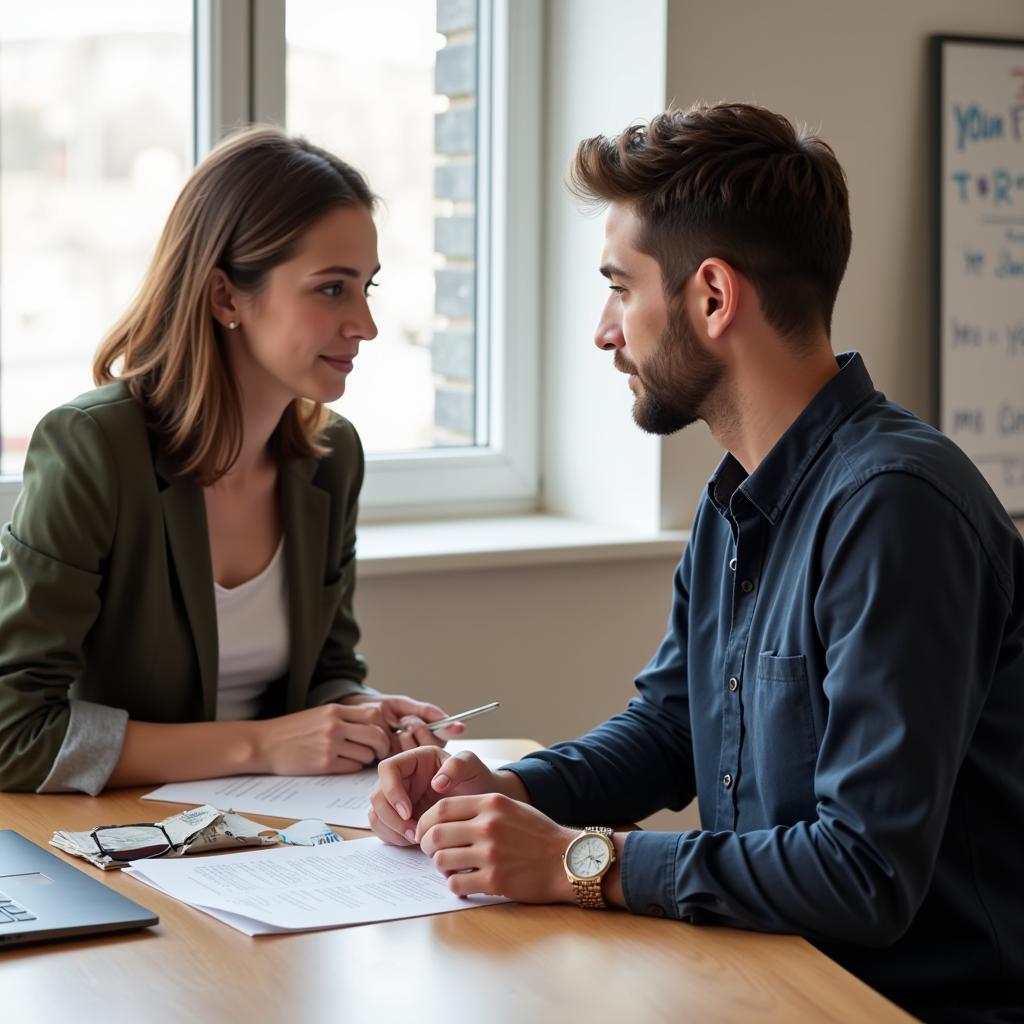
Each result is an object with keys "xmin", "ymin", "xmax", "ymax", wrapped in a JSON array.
[{"xmin": 509, "ymin": 353, "xmax": 1024, "ymax": 1022}]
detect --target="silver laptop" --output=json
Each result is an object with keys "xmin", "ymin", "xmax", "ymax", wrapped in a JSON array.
[{"xmin": 0, "ymin": 830, "xmax": 157, "ymax": 948}]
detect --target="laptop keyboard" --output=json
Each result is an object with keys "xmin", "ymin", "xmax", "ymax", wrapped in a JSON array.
[{"xmin": 0, "ymin": 891, "xmax": 37, "ymax": 924}]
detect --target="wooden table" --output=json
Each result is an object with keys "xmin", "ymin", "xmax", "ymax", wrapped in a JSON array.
[{"xmin": 0, "ymin": 739, "xmax": 913, "ymax": 1023}]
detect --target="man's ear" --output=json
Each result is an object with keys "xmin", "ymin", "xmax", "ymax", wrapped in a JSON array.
[
  {"xmin": 691, "ymin": 258, "xmax": 739, "ymax": 340},
  {"xmin": 208, "ymin": 267, "xmax": 240, "ymax": 328}
]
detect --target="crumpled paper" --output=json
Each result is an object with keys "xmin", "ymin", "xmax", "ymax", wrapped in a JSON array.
[{"xmin": 50, "ymin": 804, "xmax": 278, "ymax": 870}]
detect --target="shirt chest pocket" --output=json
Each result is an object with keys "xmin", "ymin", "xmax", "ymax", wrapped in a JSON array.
[{"xmin": 746, "ymin": 652, "xmax": 819, "ymax": 826}]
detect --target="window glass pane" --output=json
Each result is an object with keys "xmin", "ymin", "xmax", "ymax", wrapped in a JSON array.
[
  {"xmin": 286, "ymin": 0, "xmax": 480, "ymax": 454},
  {"xmin": 0, "ymin": 1, "xmax": 193, "ymax": 475}
]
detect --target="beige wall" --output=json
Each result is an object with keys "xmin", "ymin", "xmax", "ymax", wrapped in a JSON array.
[
  {"xmin": 666, "ymin": 0, "xmax": 1024, "ymax": 420},
  {"xmin": 355, "ymin": 0, "xmax": 1024, "ymax": 831}
]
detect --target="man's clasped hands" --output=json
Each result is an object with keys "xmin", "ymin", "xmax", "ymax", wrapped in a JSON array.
[{"xmin": 368, "ymin": 748, "xmax": 610, "ymax": 905}]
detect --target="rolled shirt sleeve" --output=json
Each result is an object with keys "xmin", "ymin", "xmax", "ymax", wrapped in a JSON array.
[{"xmin": 36, "ymin": 699, "xmax": 129, "ymax": 796}]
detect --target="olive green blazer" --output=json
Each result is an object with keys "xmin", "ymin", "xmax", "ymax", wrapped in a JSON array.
[{"xmin": 0, "ymin": 383, "xmax": 369, "ymax": 791}]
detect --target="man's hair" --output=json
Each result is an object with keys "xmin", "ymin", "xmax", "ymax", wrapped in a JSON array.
[
  {"xmin": 569, "ymin": 102, "xmax": 852, "ymax": 340},
  {"xmin": 93, "ymin": 126, "xmax": 376, "ymax": 484}
]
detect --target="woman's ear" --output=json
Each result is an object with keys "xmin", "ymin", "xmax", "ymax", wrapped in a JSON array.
[
  {"xmin": 208, "ymin": 267, "xmax": 240, "ymax": 329},
  {"xmin": 692, "ymin": 258, "xmax": 739, "ymax": 340}
]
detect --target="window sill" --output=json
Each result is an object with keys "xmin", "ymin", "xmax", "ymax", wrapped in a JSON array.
[{"xmin": 356, "ymin": 514, "xmax": 688, "ymax": 578}]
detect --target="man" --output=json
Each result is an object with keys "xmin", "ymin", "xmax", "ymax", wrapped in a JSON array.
[{"xmin": 369, "ymin": 103, "xmax": 1024, "ymax": 1023}]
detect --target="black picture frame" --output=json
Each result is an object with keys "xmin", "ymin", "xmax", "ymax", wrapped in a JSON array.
[{"xmin": 931, "ymin": 33, "xmax": 1024, "ymax": 517}]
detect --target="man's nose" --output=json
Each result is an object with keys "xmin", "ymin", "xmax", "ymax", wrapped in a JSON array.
[{"xmin": 594, "ymin": 297, "xmax": 624, "ymax": 351}]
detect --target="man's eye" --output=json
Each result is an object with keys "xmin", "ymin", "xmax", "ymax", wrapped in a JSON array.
[{"xmin": 609, "ymin": 284, "xmax": 626, "ymax": 295}]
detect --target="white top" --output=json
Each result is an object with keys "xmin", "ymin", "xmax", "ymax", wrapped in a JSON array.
[{"xmin": 214, "ymin": 538, "xmax": 290, "ymax": 721}]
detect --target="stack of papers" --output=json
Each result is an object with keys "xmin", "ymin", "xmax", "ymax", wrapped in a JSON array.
[
  {"xmin": 142, "ymin": 757, "xmax": 510, "ymax": 827},
  {"xmin": 125, "ymin": 836, "xmax": 508, "ymax": 935}
]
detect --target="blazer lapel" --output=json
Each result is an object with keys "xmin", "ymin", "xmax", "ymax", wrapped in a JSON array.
[
  {"xmin": 280, "ymin": 458, "xmax": 330, "ymax": 713},
  {"xmin": 157, "ymin": 457, "xmax": 219, "ymax": 720}
]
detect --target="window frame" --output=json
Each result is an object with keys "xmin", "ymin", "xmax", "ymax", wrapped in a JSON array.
[{"xmin": 198, "ymin": 0, "xmax": 541, "ymax": 520}]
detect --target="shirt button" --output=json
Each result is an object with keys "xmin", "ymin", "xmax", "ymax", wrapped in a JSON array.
[
  {"xmin": 728, "ymin": 557, "xmax": 737, "ymax": 572},
  {"xmin": 740, "ymin": 579, "xmax": 754, "ymax": 593},
  {"xmin": 727, "ymin": 677, "xmax": 739, "ymax": 693},
  {"xmin": 722, "ymin": 773, "xmax": 733, "ymax": 788},
  {"xmin": 645, "ymin": 904, "xmax": 667, "ymax": 918}
]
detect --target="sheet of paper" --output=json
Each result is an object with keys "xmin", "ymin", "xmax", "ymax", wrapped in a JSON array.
[
  {"xmin": 142, "ymin": 756, "xmax": 511, "ymax": 827},
  {"xmin": 124, "ymin": 836, "xmax": 508, "ymax": 935}
]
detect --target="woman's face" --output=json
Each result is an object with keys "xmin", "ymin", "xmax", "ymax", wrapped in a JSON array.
[{"xmin": 229, "ymin": 204, "xmax": 380, "ymax": 406}]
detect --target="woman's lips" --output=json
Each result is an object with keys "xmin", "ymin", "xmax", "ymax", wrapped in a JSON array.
[{"xmin": 321, "ymin": 355, "xmax": 355, "ymax": 373}]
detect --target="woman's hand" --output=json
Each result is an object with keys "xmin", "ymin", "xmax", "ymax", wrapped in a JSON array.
[
  {"xmin": 253, "ymin": 703, "xmax": 394, "ymax": 774},
  {"xmin": 338, "ymin": 692, "xmax": 464, "ymax": 755}
]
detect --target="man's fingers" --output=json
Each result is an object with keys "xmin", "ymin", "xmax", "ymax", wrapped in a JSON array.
[
  {"xmin": 432, "ymin": 845, "xmax": 479, "ymax": 876},
  {"xmin": 419, "ymin": 820, "xmax": 479, "ymax": 857},
  {"xmin": 431, "ymin": 750, "xmax": 489, "ymax": 793},
  {"xmin": 415, "ymin": 794, "xmax": 485, "ymax": 844},
  {"xmin": 368, "ymin": 806, "xmax": 415, "ymax": 847},
  {"xmin": 378, "ymin": 748, "xmax": 447, "ymax": 821},
  {"xmin": 369, "ymin": 787, "xmax": 415, "ymax": 840},
  {"xmin": 448, "ymin": 869, "xmax": 492, "ymax": 898}
]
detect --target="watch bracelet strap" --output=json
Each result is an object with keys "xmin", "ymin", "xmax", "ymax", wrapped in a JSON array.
[{"xmin": 568, "ymin": 826, "xmax": 614, "ymax": 909}]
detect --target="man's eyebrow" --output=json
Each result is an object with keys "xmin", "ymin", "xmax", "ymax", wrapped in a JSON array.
[
  {"xmin": 599, "ymin": 263, "xmax": 631, "ymax": 280},
  {"xmin": 309, "ymin": 264, "xmax": 381, "ymax": 278}
]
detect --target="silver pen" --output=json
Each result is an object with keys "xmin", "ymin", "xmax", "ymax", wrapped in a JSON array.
[{"xmin": 392, "ymin": 701, "xmax": 500, "ymax": 736}]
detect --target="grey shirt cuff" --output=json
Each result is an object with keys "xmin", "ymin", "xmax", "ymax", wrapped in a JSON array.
[
  {"xmin": 36, "ymin": 699, "xmax": 129, "ymax": 796},
  {"xmin": 307, "ymin": 678, "xmax": 379, "ymax": 706}
]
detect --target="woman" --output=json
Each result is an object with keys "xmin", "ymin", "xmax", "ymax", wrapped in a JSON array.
[{"xmin": 0, "ymin": 127, "xmax": 460, "ymax": 794}]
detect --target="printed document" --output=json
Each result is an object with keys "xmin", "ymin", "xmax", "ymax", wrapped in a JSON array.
[
  {"xmin": 124, "ymin": 836, "xmax": 508, "ymax": 935},
  {"xmin": 142, "ymin": 756, "xmax": 509, "ymax": 827}
]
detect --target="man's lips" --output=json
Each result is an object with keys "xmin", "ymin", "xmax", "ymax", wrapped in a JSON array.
[{"xmin": 613, "ymin": 354, "xmax": 638, "ymax": 377}]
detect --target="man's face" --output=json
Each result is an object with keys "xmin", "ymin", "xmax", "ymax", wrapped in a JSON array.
[{"xmin": 595, "ymin": 202, "xmax": 723, "ymax": 435}]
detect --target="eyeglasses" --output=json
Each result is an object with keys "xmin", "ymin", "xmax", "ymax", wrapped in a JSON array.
[{"xmin": 89, "ymin": 823, "xmax": 174, "ymax": 862}]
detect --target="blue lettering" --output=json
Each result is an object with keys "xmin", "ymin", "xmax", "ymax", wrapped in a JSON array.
[
  {"xmin": 953, "ymin": 410, "xmax": 985, "ymax": 433},
  {"xmin": 954, "ymin": 103, "xmax": 1006, "ymax": 150},
  {"xmin": 994, "ymin": 169, "xmax": 1014, "ymax": 206},
  {"xmin": 952, "ymin": 319, "xmax": 982, "ymax": 346},
  {"xmin": 1008, "ymin": 321, "xmax": 1024, "ymax": 357},
  {"xmin": 995, "ymin": 249, "xmax": 1024, "ymax": 278},
  {"xmin": 1012, "ymin": 105, "xmax": 1024, "ymax": 142},
  {"xmin": 964, "ymin": 250, "xmax": 985, "ymax": 273},
  {"xmin": 999, "ymin": 404, "xmax": 1024, "ymax": 436}
]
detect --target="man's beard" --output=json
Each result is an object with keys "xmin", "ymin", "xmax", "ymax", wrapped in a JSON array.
[{"xmin": 614, "ymin": 307, "xmax": 725, "ymax": 436}]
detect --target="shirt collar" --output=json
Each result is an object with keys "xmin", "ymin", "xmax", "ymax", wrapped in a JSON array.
[{"xmin": 706, "ymin": 351, "xmax": 877, "ymax": 524}]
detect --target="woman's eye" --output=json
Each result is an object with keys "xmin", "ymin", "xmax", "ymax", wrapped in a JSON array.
[
  {"xmin": 364, "ymin": 279, "xmax": 379, "ymax": 296},
  {"xmin": 320, "ymin": 283, "xmax": 343, "ymax": 298}
]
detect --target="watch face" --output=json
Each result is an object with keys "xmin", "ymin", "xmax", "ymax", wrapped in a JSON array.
[{"xmin": 567, "ymin": 835, "xmax": 610, "ymax": 879}]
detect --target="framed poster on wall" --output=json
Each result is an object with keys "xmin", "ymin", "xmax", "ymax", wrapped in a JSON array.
[{"xmin": 933, "ymin": 34, "xmax": 1024, "ymax": 516}]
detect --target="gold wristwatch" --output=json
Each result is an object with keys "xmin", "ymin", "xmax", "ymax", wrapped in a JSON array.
[{"xmin": 563, "ymin": 826, "xmax": 615, "ymax": 909}]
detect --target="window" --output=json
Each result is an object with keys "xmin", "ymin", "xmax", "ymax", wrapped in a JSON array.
[
  {"xmin": 0, "ymin": 0, "xmax": 539, "ymax": 518},
  {"xmin": 0, "ymin": 2, "xmax": 192, "ymax": 477}
]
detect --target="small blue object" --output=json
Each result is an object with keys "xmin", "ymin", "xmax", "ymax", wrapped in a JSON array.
[{"xmin": 276, "ymin": 819, "xmax": 342, "ymax": 847}]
